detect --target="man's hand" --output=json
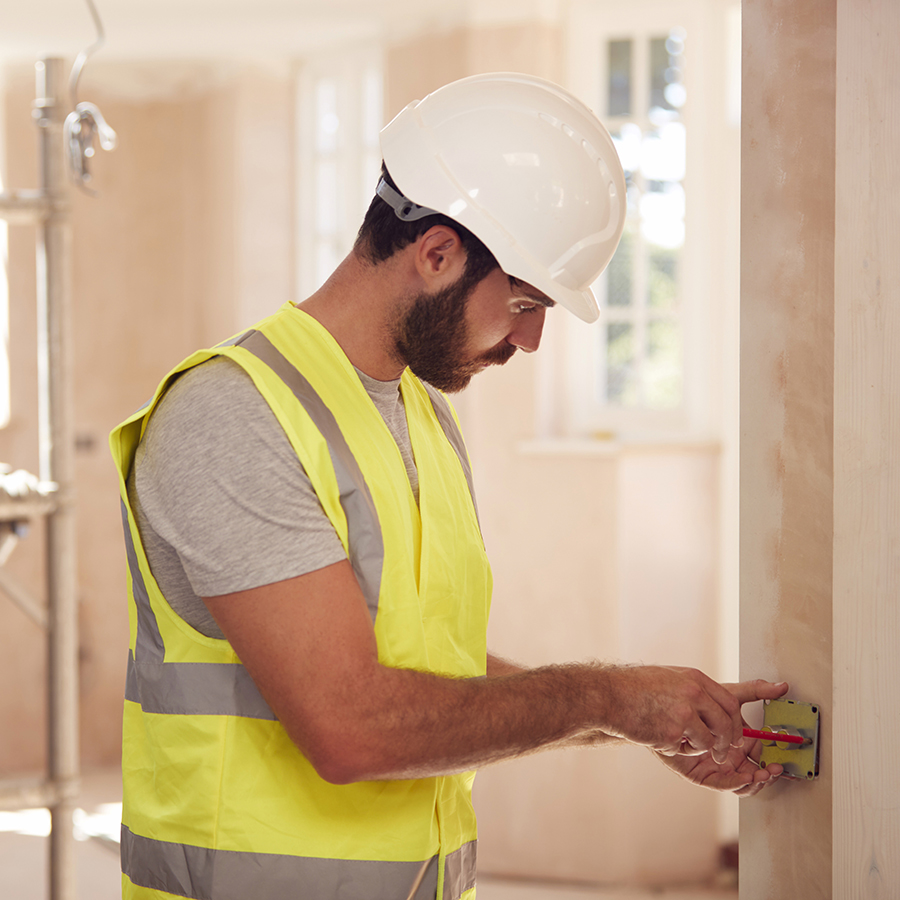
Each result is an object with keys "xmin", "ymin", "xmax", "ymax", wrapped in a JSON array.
[
  {"xmin": 652, "ymin": 678, "xmax": 790, "ymax": 796},
  {"xmin": 602, "ymin": 666, "xmax": 748, "ymax": 763}
]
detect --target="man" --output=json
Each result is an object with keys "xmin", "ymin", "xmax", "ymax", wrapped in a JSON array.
[{"xmin": 111, "ymin": 73, "xmax": 787, "ymax": 900}]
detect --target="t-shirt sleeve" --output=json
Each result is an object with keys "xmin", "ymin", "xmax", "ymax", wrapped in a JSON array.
[{"xmin": 132, "ymin": 356, "xmax": 348, "ymax": 598}]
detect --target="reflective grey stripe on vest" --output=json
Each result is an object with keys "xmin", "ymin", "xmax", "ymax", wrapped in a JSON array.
[
  {"xmin": 236, "ymin": 330, "xmax": 385, "ymax": 622},
  {"xmin": 124, "ymin": 649, "xmax": 276, "ymax": 719},
  {"xmin": 121, "ymin": 500, "xmax": 276, "ymax": 720},
  {"xmin": 216, "ymin": 329, "xmax": 254, "ymax": 349},
  {"xmin": 419, "ymin": 381, "xmax": 480, "ymax": 526},
  {"xmin": 122, "ymin": 825, "xmax": 477, "ymax": 900},
  {"xmin": 442, "ymin": 841, "xmax": 478, "ymax": 900},
  {"xmin": 122, "ymin": 499, "xmax": 165, "ymax": 663}
]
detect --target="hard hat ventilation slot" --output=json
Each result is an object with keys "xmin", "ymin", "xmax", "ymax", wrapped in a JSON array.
[{"xmin": 376, "ymin": 178, "xmax": 441, "ymax": 222}]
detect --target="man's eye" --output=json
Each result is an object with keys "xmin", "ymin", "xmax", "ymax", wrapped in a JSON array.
[{"xmin": 516, "ymin": 303, "xmax": 538, "ymax": 313}]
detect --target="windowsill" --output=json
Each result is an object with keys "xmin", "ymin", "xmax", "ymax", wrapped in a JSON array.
[{"xmin": 518, "ymin": 435, "xmax": 721, "ymax": 457}]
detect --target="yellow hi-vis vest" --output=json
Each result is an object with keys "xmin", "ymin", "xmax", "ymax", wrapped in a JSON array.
[{"xmin": 109, "ymin": 304, "xmax": 493, "ymax": 900}]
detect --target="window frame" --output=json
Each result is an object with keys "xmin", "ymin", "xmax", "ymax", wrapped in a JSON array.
[{"xmin": 546, "ymin": 0, "xmax": 739, "ymax": 442}]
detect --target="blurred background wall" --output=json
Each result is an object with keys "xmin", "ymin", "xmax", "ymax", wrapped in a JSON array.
[{"xmin": 0, "ymin": 0, "xmax": 741, "ymax": 888}]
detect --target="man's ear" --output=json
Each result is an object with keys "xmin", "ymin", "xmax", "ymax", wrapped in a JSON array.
[{"xmin": 414, "ymin": 225, "xmax": 466, "ymax": 286}]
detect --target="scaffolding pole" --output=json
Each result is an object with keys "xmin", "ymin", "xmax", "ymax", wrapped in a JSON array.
[{"xmin": 0, "ymin": 57, "xmax": 79, "ymax": 900}]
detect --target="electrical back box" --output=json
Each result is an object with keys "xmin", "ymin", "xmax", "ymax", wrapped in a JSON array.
[{"xmin": 758, "ymin": 698, "xmax": 820, "ymax": 781}]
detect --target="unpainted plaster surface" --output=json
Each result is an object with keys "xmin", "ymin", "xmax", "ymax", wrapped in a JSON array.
[{"xmin": 739, "ymin": 0, "xmax": 835, "ymax": 897}]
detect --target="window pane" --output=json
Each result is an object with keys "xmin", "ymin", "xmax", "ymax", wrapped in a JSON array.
[
  {"xmin": 645, "ymin": 319, "xmax": 682, "ymax": 409},
  {"xmin": 648, "ymin": 245, "xmax": 679, "ymax": 310},
  {"xmin": 640, "ymin": 123, "xmax": 686, "ymax": 183},
  {"xmin": 605, "ymin": 322, "xmax": 637, "ymax": 405},
  {"xmin": 608, "ymin": 40, "xmax": 632, "ymax": 116},
  {"xmin": 640, "ymin": 183, "xmax": 685, "ymax": 248},
  {"xmin": 593, "ymin": 29, "xmax": 690, "ymax": 419},
  {"xmin": 606, "ymin": 228, "xmax": 633, "ymax": 307},
  {"xmin": 611, "ymin": 123, "xmax": 641, "ymax": 176},
  {"xmin": 649, "ymin": 31, "xmax": 686, "ymax": 117}
]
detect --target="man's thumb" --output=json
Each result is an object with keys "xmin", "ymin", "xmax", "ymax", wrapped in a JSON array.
[{"xmin": 726, "ymin": 679, "xmax": 789, "ymax": 705}]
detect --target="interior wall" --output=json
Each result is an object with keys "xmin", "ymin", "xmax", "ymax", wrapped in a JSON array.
[
  {"xmin": 386, "ymin": 21, "xmax": 562, "ymax": 119},
  {"xmin": 0, "ymin": 62, "xmax": 260, "ymax": 772},
  {"xmin": 739, "ymin": 0, "xmax": 835, "ymax": 896},
  {"xmin": 463, "ymin": 346, "xmax": 721, "ymax": 885}
]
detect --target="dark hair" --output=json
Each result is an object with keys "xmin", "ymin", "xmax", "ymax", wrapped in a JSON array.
[{"xmin": 354, "ymin": 164, "xmax": 499, "ymax": 285}]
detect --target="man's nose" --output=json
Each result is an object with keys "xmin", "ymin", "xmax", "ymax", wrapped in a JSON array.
[{"xmin": 508, "ymin": 307, "xmax": 546, "ymax": 353}]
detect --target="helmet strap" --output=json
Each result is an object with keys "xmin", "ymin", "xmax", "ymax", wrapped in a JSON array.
[{"xmin": 376, "ymin": 178, "xmax": 441, "ymax": 222}]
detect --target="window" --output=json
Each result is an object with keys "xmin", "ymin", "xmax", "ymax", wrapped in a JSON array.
[
  {"xmin": 602, "ymin": 31, "xmax": 687, "ymax": 415},
  {"xmin": 554, "ymin": 0, "xmax": 741, "ymax": 440},
  {"xmin": 297, "ymin": 50, "xmax": 383, "ymax": 298}
]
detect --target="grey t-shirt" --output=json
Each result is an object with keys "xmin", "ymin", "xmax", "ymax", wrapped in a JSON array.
[{"xmin": 127, "ymin": 356, "xmax": 418, "ymax": 639}]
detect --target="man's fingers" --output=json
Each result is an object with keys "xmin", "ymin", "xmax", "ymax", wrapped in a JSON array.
[
  {"xmin": 674, "ymin": 729, "xmax": 710, "ymax": 757},
  {"xmin": 689, "ymin": 673, "xmax": 743, "ymax": 756},
  {"xmin": 618, "ymin": 668, "xmax": 787, "ymax": 759},
  {"xmin": 725, "ymin": 678, "xmax": 789, "ymax": 706},
  {"xmin": 724, "ymin": 679, "xmax": 790, "ymax": 748},
  {"xmin": 660, "ymin": 669, "xmax": 744, "ymax": 759},
  {"xmin": 679, "ymin": 707, "xmax": 731, "ymax": 760},
  {"xmin": 701, "ymin": 678, "xmax": 744, "ymax": 750}
]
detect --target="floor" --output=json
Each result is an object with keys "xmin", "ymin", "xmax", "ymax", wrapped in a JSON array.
[{"xmin": 0, "ymin": 770, "xmax": 737, "ymax": 900}]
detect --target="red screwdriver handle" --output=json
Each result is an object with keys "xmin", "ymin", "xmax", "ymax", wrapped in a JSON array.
[{"xmin": 743, "ymin": 727, "xmax": 807, "ymax": 745}]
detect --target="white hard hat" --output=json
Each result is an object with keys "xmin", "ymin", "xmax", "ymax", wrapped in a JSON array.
[{"xmin": 379, "ymin": 72, "xmax": 626, "ymax": 323}]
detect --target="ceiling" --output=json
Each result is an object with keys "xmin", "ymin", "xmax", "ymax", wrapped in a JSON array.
[{"xmin": 1, "ymin": 0, "xmax": 554, "ymax": 63}]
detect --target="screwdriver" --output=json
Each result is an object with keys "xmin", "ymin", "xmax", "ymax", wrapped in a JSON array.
[{"xmin": 743, "ymin": 727, "xmax": 811, "ymax": 745}]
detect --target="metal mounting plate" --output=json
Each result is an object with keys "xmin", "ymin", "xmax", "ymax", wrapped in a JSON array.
[{"xmin": 759, "ymin": 698, "xmax": 820, "ymax": 781}]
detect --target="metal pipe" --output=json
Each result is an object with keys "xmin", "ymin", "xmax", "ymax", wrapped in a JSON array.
[
  {"xmin": 34, "ymin": 57, "xmax": 80, "ymax": 900},
  {"xmin": 0, "ymin": 776, "xmax": 60, "ymax": 811}
]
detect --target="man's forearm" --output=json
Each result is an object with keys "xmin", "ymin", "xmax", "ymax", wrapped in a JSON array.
[
  {"xmin": 281, "ymin": 659, "xmax": 744, "ymax": 784},
  {"xmin": 485, "ymin": 652, "xmax": 621, "ymax": 751},
  {"xmin": 289, "ymin": 660, "xmax": 622, "ymax": 783},
  {"xmin": 205, "ymin": 564, "xmax": 744, "ymax": 786}
]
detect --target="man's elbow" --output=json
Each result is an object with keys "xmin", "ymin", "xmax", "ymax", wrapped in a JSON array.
[
  {"xmin": 297, "ymin": 724, "xmax": 383, "ymax": 785},
  {"xmin": 311, "ymin": 751, "xmax": 367, "ymax": 786}
]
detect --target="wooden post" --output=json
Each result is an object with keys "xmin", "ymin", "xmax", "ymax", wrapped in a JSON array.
[
  {"xmin": 741, "ymin": 0, "xmax": 900, "ymax": 895},
  {"xmin": 833, "ymin": 0, "xmax": 900, "ymax": 892}
]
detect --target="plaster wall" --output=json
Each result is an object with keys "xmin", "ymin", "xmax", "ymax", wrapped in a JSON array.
[
  {"xmin": 739, "ymin": 1, "xmax": 835, "ymax": 896},
  {"xmin": 463, "ymin": 348, "xmax": 721, "ymax": 884},
  {"xmin": 0, "ymin": 61, "xmax": 293, "ymax": 772},
  {"xmin": 386, "ymin": 22, "xmax": 562, "ymax": 120}
]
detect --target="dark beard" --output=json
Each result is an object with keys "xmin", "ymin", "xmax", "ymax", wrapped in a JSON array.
[{"xmin": 392, "ymin": 276, "xmax": 517, "ymax": 393}]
